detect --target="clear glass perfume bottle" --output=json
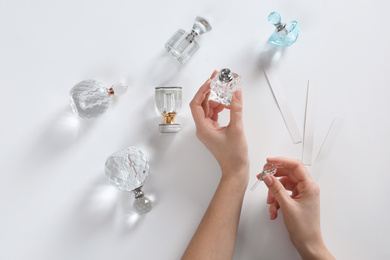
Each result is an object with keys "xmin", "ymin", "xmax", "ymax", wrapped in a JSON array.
[
  {"xmin": 165, "ymin": 16, "xmax": 212, "ymax": 64},
  {"xmin": 209, "ymin": 68, "xmax": 242, "ymax": 107},
  {"xmin": 155, "ymin": 87, "xmax": 182, "ymax": 133},
  {"xmin": 69, "ymin": 80, "xmax": 127, "ymax": 119},
  {"xmin": 250, "ymin": 162, "xmax": 277, "ymax": 191},
  {"xmin": 268, "ymin": 12, "xmax": 299, "ymax": 47},
  {"xmin": 105, "ymin": 147, "xmax": 153, "ymax": 214}
]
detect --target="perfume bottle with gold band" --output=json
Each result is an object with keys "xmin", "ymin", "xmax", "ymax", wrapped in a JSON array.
[{"xmin": 155, "ymin": 87, "xmax": 182, "ymax": 133}]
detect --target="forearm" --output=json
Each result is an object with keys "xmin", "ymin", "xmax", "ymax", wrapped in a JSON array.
[{"xmin": 182, "ymin": 171, "xmax": 248, "ymax": 260}]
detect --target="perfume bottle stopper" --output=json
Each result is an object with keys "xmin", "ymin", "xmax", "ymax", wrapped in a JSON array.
[
  {"xmin": 105, "ymin": 147, "xmax": 153, "ymax": 214},
  {"xmin": 268, "ymin": 11, "xmax": 299, "ymax": 47},
  {"xmin": 69, "ymin": 80, "xmax": 128, "ymax": 119},
  {"xmin": 250, "ymin": 162, "xmax": 277, "ymax": 191},
  {"xmin": 155, "ymin": 87, "xmax": 182, "ymax": 133},
  {"xmin": 209, "ymin": 68, "xmax": 242, "ymax": 107},
  {"xmin": 165, "ymin": 16, "xmax": 212, "ymax": 64}
]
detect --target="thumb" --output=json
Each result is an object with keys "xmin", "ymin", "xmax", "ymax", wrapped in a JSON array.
[
  {"xmin": 263, "ymin": 175, "xmax": 291, "ymax": 209},
  {"xmin": 229, "ymin": 89, "xmax": 243, "ymax": 127}
]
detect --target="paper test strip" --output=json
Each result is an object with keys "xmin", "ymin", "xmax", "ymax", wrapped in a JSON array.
[
  {"xmin": 302, "ymin": 81, "xmax": 317, "ymax": 165},
  {"xmin": 264, "ymin": 68, "xmax": 303, "ymax": 144}
]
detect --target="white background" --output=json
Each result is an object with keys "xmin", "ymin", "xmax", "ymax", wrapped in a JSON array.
[{"xmin": 1, "ymin": 0, "xmax": 389, "ymax": 259}]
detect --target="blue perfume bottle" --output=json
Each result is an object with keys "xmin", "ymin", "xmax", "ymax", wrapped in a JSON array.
[{"xmin": 268, "ymin": 12, "xmax": 299, "ymax": 47}]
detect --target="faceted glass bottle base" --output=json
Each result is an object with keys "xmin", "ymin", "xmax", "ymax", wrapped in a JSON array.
[
  {"xmin": 69, "ymin": 80, "xmax": 111, "ymax": 119},
  {"xmin": 270, "ymin": 21, "xmax": 299, "ymax": 47},
  {"xmin": 159, "ymin": 124, "xmax": 181, "ymax": 133},
  {"xmin": 209, "ymin": 73, "xmax": 242, "ymax": 107},
  {"xmin": 165, "ymin": 29, "xmax": 199, "ymax": 64}
]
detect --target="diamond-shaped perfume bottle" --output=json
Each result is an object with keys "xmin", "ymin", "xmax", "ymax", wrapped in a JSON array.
[
  {"xmin": 268, "ymin": 12, "xmax": 299, "ymax": 47},
  {"xmin": 155, "ymin": 87, "xmax": 182, "ymax": 133},
  {"xmin": 209, "ymin": 68, "xmax": 242, "ymax": 107},
  {"xmin": 105, "ymin": 147, "xmax": 153, "ymax": 214},
  {"xmin": 69, "ymin": 80, "xmax": 127, "ymax": 119},
  {"xmin": 165, "ymin": 16, "xmax": 212, "ymax": 64}
]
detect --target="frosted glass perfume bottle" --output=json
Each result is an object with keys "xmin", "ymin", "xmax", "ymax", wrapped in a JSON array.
[
  {"xmin": 250, "ymin": 162, "xmax": 277, "ymax": 191},
  {"xmin": 268, "ymin": 12, "xmax": 299, "ymax": 47},
  {"xmin": 165, "ymin": 16, "xmax": 212, "ymax": 64},
  {"xmin": 69, "ymin": 80, "xmax": 127, "ymax": 119},
  {"xmin": 155, "ymin": 87, "xmax": 182, "ymax": 133},
  {"xmin": 209, "ymin": 68, "xmax": 242, "ymax": 107},
  {"xmin": 105, "ymin": 147, "xmax": 153, "ymax": 214}
]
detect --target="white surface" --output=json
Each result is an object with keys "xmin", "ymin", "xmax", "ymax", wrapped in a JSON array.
[{"xmin": 1, "ymin": 0, "xmax": 390, "ymax": 259}]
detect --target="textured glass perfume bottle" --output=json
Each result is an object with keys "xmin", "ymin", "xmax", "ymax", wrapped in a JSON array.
[
  {"xmin": 209, "ymin": 68, "xmax": 242, "ymax": 107},
  {"xmin": 69, "ymin": 80, "xmax": 127, "ymax": 119},
  {"xmin": 268, "ymin": 12, "xmax": 299, "ymax": 47},
  {"xmin": 155, "ymin": 87, "xmax": 182, "ymax": 133},
  {"xmin": 250, "ymin": 162, "xmax": 277, "ymax": 191},
  {"xmin": 165, "ymin": 16, "xmax": 212, "ymax": 64},
  {"xmin": 105, "ymin": 147, "xmax": 153, "ymax": 214}
]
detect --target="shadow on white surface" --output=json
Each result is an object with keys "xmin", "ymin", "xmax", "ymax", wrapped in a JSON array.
[
  {"xmin": 147, "ymin": 51, "xmax": 182, "ymax": 86},
  {"xmin": 45, "ymin": 175, "xmax": 153, "ymax": 259},
  {"xmin": 257, "ymin": 40, "xmax": 285, "ymax": 69},
  {"xmin": 20, "ymin": 106, "xmax": 95, "ymax": 173}
]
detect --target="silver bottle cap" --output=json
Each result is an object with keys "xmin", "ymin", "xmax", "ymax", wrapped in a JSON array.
[{"xmin": 219, "ymin": 68, "xmax": 234, "ymax": 82}]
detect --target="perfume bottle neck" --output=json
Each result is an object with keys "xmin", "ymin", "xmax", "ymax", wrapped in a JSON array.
[
  {"xmin": 133, "ymin": 187, "xmax": 144, "ymax": 199},
  {"xmin": 186, "ymin": 30, "xmax": 198, "ymax": 42},
  {"xmin": 275, "ymin": 22, "xmax": 286, "ymax": 32},
  {"xmin": 162, "ymin": 112, "xmax": 177, "ymax": 124}
]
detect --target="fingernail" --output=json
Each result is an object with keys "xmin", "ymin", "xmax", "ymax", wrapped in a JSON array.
[
  {"xmin": 211, "ymin": 70, "xmax": 218, "ymax": 78},
  {"xmin": 235, "ymin": 90, "xmax": 242, "ymax": 101},
  {"xmin": 263, "ymin": 175, "xmax": 273, "ymax": 186}
]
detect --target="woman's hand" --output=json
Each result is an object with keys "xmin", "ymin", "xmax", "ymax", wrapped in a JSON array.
[
  {"xmin": 190, "ymin": 71, "xmax": 249, "ymax": 184},
  {"xmin": 183, "ymin": 72, "xmax": 250, "ymax": 259},
  {"xmin": 264, "ymin": 157, "xmax": 335, "ymax": 260}
]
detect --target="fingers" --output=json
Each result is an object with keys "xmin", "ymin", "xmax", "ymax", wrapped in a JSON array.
[
  {"xmin": 279, "ymin": 176, "xmax": 296, "ymax": 192},
  {"xmin": 210, "ymin": 104, "xmax": 224, "ymax": 121},
  {"xmin": 190, "ymin": 78, "xmax": 212, "ymax": 126},
  {"xmin": 202, "ymin": 91, "xmax": 211, "ymax": 117},
  {"xmin": 269, "ymin": 200, "xmax": 279, "ymax": 220},
  {"xmin": 190, "ymin": 70, "xmax": 219, "ymax": 126},
  {"xmin": 210, "ymin": 70, "xmax": 218, "ymax": 79},
  {"xmin": 267, "ymin": 157, "xmax": 311, "ymax": 182},
  {"xmin": 229, "ymin": 89, "xmax": 244, "ymax": 128},
  {"xmin": 263, "ymin": 175, "xmax": 291, "ymax": 209},
  {"xmin": 267, "ymin": 189, "xmax": 275, "ymax": 204}
]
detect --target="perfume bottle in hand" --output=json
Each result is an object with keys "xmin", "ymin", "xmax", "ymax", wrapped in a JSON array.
[{"xmin": 209, "ymin": 68, "xmax": 242, "ymax": 107}]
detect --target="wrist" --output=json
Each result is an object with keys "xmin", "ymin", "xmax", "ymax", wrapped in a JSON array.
[
  {"xmin": 220, "ymin": 168, "xmax": 249, "ymax": 191},
  {"xmin": 298, "ymin": 239, "xmax": 334, "ymax": 260}
]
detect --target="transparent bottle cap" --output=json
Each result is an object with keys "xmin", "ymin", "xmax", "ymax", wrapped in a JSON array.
[
  {"xmin": 268, "ymin": 12, "xmax": 281, "ymax": 25},
  {"xmin": 192, "ymin": 16, "xmax": 212, "ymax": 35},
  {"xmin": 112, "ymin": 82, "xmax": 128, "ymax": 96},
  {"xmin": 133, "ymin": 195, "xmax": 153, "ymax": 214}
]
